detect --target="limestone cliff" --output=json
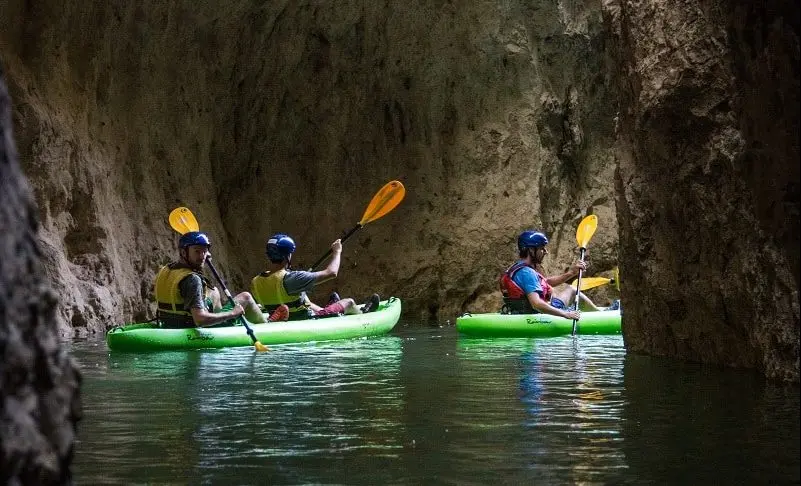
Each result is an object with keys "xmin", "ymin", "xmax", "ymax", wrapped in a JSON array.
[
  {"xmin": 0, "ymin": 65, "xmax": 81, "ymax": 485},
  {"xmin": 0, "ymin": 1, "xmax": 797, "ymax": 381},
  {"xmin": 0, "ymin": 0, "xmax": 619, "ymax": 335},
  {"xmin": 604, "ymin": 0, "xmax": 799, "ymax": 381}
]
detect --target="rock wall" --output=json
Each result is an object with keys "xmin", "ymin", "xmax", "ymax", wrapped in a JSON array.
[
  {"xmin": 1, "ymin": 1, "xmax": 797, "ymax": 381},
  {"xmin": 604, "ymin": 0, "xmax": 799, "ymax": 381},
  {"xmin": 0, "ymin": 0, "xmax": 619, "ymax": 334},
  {"xmin": 0, "ymin": 65, "xmax": 81, "ymax": 485}
]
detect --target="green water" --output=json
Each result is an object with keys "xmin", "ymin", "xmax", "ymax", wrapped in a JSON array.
[{"xmin": 70, "ymin": 326, "xmax": 799, "ymax": 484}]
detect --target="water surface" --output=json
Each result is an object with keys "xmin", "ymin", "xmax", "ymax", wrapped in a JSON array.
[{"xmin": 71, "ymin": 326, "xmax": 799, "ymax": 484}]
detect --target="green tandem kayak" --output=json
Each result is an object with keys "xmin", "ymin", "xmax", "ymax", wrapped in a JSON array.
[
  {"xmin": 456, "ymin": 309, "xmax": 621, "ymax": 338},
  {"xmin": 107, "ymin": 297, "xmax": 402, "ymax": 351}
]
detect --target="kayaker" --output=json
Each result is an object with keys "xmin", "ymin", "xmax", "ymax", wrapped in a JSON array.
[
  {"xmin": 251, "ymin": 233, "xmax": 380, "ymax": 320},
  {"xmin": 500, "ymin": 230, "xmax": 597, "ymax": 318},
  {"xmin": 154, "ymin": 231, "xmax": 274, "ymax": 328}
]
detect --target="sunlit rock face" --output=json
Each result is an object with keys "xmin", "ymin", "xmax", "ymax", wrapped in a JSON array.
[
  {"xmin": 0, "ymin": 65, "xmax": 82, "ymax": 485},
  {"xmin": 604, "ymin": 0, "xmax": 799, "ymax": 381},
  {"xmin": 0, "ymin": 1, "xmax": 619, "ymax": 332}
]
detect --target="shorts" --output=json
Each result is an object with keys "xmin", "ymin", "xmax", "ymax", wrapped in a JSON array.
[
  {"xmin": 314, "ymin": 301, "xmax": 345, "ymax": 317},
  {"xmin": 551, "ymin": 297, "xmax": 567, "ymax": 310}
]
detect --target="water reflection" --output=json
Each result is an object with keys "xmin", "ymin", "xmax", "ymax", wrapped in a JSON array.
[
  {"xmin": 73, "ymin": 337, "xmax": 405, "ymax": 484},
  {"xmin": 621, "ymin": 353, "xmax": 800, "ymax": 484},
  {"xmin": 70, "ymin": 330, "xmax": 799, "ymax": 484},
  {"xmin": 455, "ymin": 336, "xmax": 629, "ymax": 484}
]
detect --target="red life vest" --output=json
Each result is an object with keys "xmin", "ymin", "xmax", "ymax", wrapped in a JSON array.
[{"xmin": 500, "ymin": 261, "xmax": 552, "ymax": 303}]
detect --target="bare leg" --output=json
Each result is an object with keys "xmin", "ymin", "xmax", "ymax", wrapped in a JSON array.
[
  {"xmin": 210, "ymin": 287, "xmax": 223, "ymax": 310},
  {"xmin": 235, "ymin": 291, "xmax": 267, "ymax": 323},
  {"xmin": 339, "ymin": 298, "xmax": 360, "ymax": 315},
  {"xmin": 552, "ymin": 285, "xmax": 602, "ymax": 311},
  {"xmin": 578, "ymin": 292, "xmax": 602, "ymax": 311}
]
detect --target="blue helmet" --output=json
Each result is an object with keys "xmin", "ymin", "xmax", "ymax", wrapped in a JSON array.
[
  {"xmin": 517, "ymin": 231, "xmax": 548, "ymax": 251},
  {"xmin": 178, "ymin": 231, "xmax": 211, "ymax": 249},
  {"xmin": 266, "ymin": 233, "xmax": 296, "ymax": 261}
]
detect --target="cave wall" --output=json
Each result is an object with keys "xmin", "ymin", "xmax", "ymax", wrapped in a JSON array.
[
  {"xmin": 0, "ymin": 0, "xmax": 619, "ymax": 334},
  {"xmin": 604, "ymin": 0, "xmax": 799, "ymax": 381},
  {"xmin": 0, "ymin": 64, "xmax": 82, "ymax": 485}
]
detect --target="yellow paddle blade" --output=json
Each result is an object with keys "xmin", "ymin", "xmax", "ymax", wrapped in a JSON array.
[
  {"xmin": 571, "ymin": 276, "xmax": 612, "ymax": 292},
  {"xmin": 168, "ymin": 207, "xmax": 200, "ymax": 234},
  {"xmin": 614, "ymin": 266, "xmax": 620, "ymax": 292},
  {"xmin": 575, "ymin": 214, "xmax": 598, "ymax": 249},
  {"xmin": 358, "ymin": 180, "xmax": 406, "ymax": 226}
]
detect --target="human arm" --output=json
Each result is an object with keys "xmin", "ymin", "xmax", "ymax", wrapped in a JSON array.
[
  {"xmin": 179, "ymin": 274, "xmax": 245, "ymax": 327},
  {"xmin": 515, "ymin": 267, "xmax": 580, "ymax": 320},
  {"xmin": 545, "ymin": 260, "xmax": 587, "ymax": 287},
  {"xmin": 309, "ymin": 239, "xmax": 342, "ymax": 285},
  {"xmin": 190, "ymin": 305, "xmax": 245, "ymax": 327},
  {"xmin": 526, "ymin": 291, "xmax": 580, "ymax": 320}
]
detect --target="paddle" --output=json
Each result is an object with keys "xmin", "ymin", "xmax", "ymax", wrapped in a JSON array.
[
  {"xmin": 570, "ymin": 276, "xmax": 612, "ymax": 292},
  {"xmin": 571, "ymin": 214, "xmax": 598, "ymax": 335},
  {"xmin": 167, "ymin": 207, "xmax": 269, "ymax": 352},
  {"xmin": 308, "ymin": 180, "xmax": 406, "ymax": 271},
  {"xmin": 168, "ymin": 206, "xmax": 199, "ymax": 234}
]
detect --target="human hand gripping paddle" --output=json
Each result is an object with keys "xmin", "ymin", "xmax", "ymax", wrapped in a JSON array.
[
  {"xmin": 308, "ymin": 180, "xmax": 406, "ymax": 271},
  {"xmin": 168, "ymin": 207, "xmax": 269, "ymax": 352},
  {"xmin": 571, "ymin": 214, "xmax": 598, "ymax": 335}
]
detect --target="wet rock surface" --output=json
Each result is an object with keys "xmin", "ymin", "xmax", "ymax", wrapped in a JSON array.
[
  {"xmin": 605, "ymin": 0, "xmax": 799, "ymax": 381},
  {"xmin": 0, "ymin": 65, "xmax": 82, "ymax": 485}
]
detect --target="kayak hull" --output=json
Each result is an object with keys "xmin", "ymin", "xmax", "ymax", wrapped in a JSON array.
[
  {"xmin": 107, "ymin": 297, "xmax": 402, "ymax": 351},
  {"xmin": 456, "ymin": 309, "xmax": 621, "ymax": 338}
]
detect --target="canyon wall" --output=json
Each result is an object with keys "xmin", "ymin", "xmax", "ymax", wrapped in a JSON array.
[
  {"xmin": 604, "ymin": 0, "xmax": 799, "ymax": 381},
  {"xmin": 0, "ymin": 65, "xmax": 81, "ymax": 485},
  {"xmin": 0, "ymin": 0, "xmax": 619, "ymax": 335},
  {"xmin": 0, "ymin": 1, "xmax": 797, "ymax": 380}
]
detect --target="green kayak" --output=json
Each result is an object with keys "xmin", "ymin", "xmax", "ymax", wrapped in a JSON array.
[
  {"xmin": 456, "ymin": 309, "xmax": 621, "ymax": 338},
  {"xmin": 107, "ymin": 297, "xmax": 402, "ymax": 351}
]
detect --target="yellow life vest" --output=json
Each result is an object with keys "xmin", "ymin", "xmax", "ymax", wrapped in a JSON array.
[
  {"xmin": 251, "ymin": 269, "xmax": 309, "ymax": 319},
  {"xmin": 154, "ymin": 262, "xmax": 214, "ymax": 327}
]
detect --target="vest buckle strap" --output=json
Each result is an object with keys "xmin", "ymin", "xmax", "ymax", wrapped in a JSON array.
[{"xmin": 157, "ymin": 302, "xmax": 179, "ymax": 311}]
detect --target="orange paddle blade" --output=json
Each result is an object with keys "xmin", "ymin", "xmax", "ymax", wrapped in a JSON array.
[
  {"xmin": 359, "ymin": 180, "xmax": 405, "ymax": 226},
  {"xmin": 169, "ymin": 207, "xmax": 200, "ymax": 234}
]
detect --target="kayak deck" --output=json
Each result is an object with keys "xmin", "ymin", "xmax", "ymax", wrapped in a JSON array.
[
  {"xmin": 107, "ymin": 297, "xmax": 402, "ymax": 351},
  {"xmin": 456, "ymin": 309, "xmax": 621, "ymax": 338}
]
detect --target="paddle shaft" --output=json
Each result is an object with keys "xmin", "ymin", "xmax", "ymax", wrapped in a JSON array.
[
  {"xmin": 205, "ymin": 257, "xmax": 260, "ymax": 345},
  {"xmin": 571, "ymin": 247, "xmax": 587, "ymax": 335},
  {"xmin": 308, "ymin": 223, "xmax": 362, "ymax": 271}
]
